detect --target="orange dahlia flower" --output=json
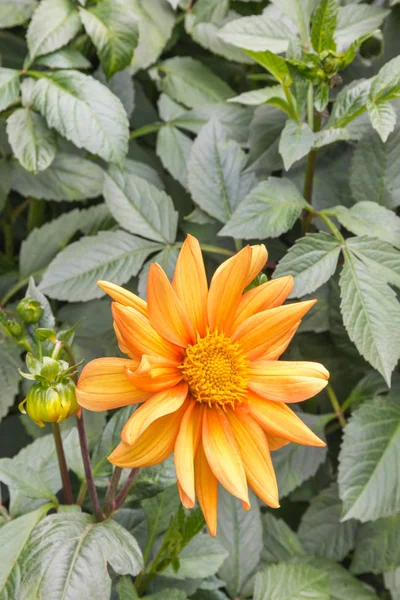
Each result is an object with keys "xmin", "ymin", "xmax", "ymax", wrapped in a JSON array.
[{"xmin": 76, "ymin": 235, "xmax": 329, "ymax": 535}]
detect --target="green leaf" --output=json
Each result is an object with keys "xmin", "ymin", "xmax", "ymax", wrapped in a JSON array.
[
  {"xmin": 79, "ymin": 0, "xmax": 138, "ymax": 79},
  {"xmin": 279, "ymin": 119, "xmax": 315, "ymax": 170},
  {"xmin": 19, "ymin": 513, "xmax": 143, "ymax": 599},
  {"xmin": 351, "ymin": 513, "xmax": 400, "ymax": 574},
  {"xmin": 298, "ymin": 483, "xmax": 358, "ymax": 561},
  {"xmin": 261, "ymin": 513, "xmax": 305, "ymax": 564},
  {"xmin": 0, "ymin": 506, "xmax": 50, "ymax": 600},
  {"xmin": 272, "ymin": 413, "xmax": 328, "ymax": 498},
  {"xmin": 0, "ymin": 158, "xmax": 12, "ymax": 213},
  {"xmin": 164, "ymin": 534, "xmax": 229, "ymax": 580},
  {"xmin": 244, "ymin": 50, "xmax": 292, "ymax": 85},
  {"xmin": 0, "ymin": 68, "xmax": 20, "ymax": 112},
  {"xmin": 314, "ymin": 82, "xmax": 329, "ymax": 112},
  {"xmin": 6, "ymin": 108, "xmax": 56, "ymax": 174},
  {"xmin": 151, "ymin": 57, "xmax": 234, "ymax": 109},
  {"xmin": 248, "ymin": 105, "xmax": 287, "ymax": 174},
  {"xmin": 0, "ymin": 341, "xmax": 22, "ymax": 425},
  {"xmin": 312, "ymin": 128, "xmax": 350, "ymax": 148},
  {"xmin": 273, "ymin": 232, "xmax": 341, "ymax": 297},
  {"xmin": 346, "ymin": 236, "xmax": 400, "ymax": 289},
  {"xmin": 156, "ymin": 126, "xmax": 193, "ymax": 188},
  {"xmin": 338, "ymin": 395, "xmax": 400, "ymax": 521},
  {"xmin": 370, "ymin": 55, "xmax": 400, "ymax": 103},
  {"xmin": 31, "ymin": 70, "xmax": 129, "ymax": 163},
  {"xmin": 188, "ymin": 118, "xmax": 251, "ymax": 223},
  {"xmin": 103, "ymin": 163, "xmax": 178, "ymax": 243},
  {"xmin": 328, "ymin": 79, "xmax": 372, "ymax": 129},
  {"xmin": 384, "ymin": 568, "xmax": 400, "ymax": 600},
  {"xmin": 130, "ymin": 0, "xmax": 175, "ymax": 73},
  {"xmin": 27, "ymin": 0, "xmax": 81, "ymax": 60},
  {"xmin": 186, "ymin": 16, "xmax": 253, "ymax": 65},
  {"xmin": 350, "ymin": 127, "xmax": 400, "ymax": 209},
  {"xmin": 34, "ymin": 46, "xmax": 91, "ymax": 69},
  {"xmin": 95, "ymin": 68, "xmax": 135, "ymax": 118},
  {"xmin": 142, "ymin": 485, "xmax": 181, "ymax": 549},
  {"xmin": 271, "ymin": 0, "xmax": 318, "ymax": 42},
  {"xmin": 367, "ymin": 99, "xmax": 397, "ymax": 142},
  {"xmin": 11, "ymin": 153, "xmax": 104, "ymax": 201},
  {"xmin": 0, "ymin": 0, "xmax": 37, "ymax": 28},
  {"xmin": 117, "ymin": 576, "xmax": 139, "ymax": 599},
  {"xmin": 217, "ymin": 488, "xmax": 262, "ymax": 597},
  {"xmin": 219, "ymin": 177, "xmax": 306, "ymax": 239},
  {"xmin": 144, "ymin": 591, "xmax": 187, "ymax": 600},
  {"xmin": 334, "ymin": 202, "xmax": 400, "ymax": 249},
  {"xmin": 311, "ymin": 0, "xmax": 338, "ymax": 54},
  {"xmin": 335, "ymin": 4, "xmax": 390, "ymax": 51},
  {"xmin": 254, "ymin": 563, "xmax": 330, "ymax": 600},
  {"xmin": 26, "ymin": 276, "xmax": 56, "ymax": 330},
  {"xmin": 228, "ymin": 85, "xmax": 289, "ymax": 111},
  {"xmin": 39, "ymin": 230, "xmax": 160, "ymax": 301}
]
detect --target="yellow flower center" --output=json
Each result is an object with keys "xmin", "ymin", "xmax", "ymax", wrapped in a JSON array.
[{"xmin": 181, "ymin": 331, "xmax": 249, "ymax": 408}]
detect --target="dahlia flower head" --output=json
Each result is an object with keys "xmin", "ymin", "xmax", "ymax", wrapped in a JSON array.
[{"xmin": 76, "ymin": 235, "xmax": 329, "ymax": 535}]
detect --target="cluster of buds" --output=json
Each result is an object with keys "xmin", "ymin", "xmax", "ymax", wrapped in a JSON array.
[{"xmin": 0, "ymin": 296, "xmax": 44, "ymax": 349}]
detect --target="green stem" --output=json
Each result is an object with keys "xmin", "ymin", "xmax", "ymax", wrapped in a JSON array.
[
  {"xmin": 129, "ymin": 122, "xmax": 164, "ymax": 140},
  {"xmin": 76, "ymin": 412, "xmax": 104, "ymax": 522},
  {"xmin": 234, "ymin": 239, "xmax": 242, "ymax": 252},
  {"xmin": 283, "ymin": 84, "xmax": 298, "ymax": 120},
  {"xmin": 318, "ymin": 212, "xmax": 345, "ymax": 242},
  {"xmin": 52, "ymin": 422, "xmax": 74, "ymax": 505},
  {"xmin": 27, "ymin": 199, "xmax": 45, "ymax": 232},
  {"xmin": 103, "ymin": 467, "xmax": 123, "ymax": 516},
  {"xmin": 307, "ymin": 83, "xmax": 314, "ymax": 130},
  {"xmin": 76, "ymin": 482, "xmax": 88, "ymax": 507},
  {"xmin": 326, "ymin": 384, "xmax": 347, "ymax": 428},
  {"xmin": 12, "ymin": 198, "xmax": 30, "ymax": 222}
]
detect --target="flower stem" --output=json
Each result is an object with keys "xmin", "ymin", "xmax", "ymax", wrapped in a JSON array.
[
  {"xmin": 103, "ymin": 467, "xmax": 123, "ymax": 516},
  {"xmin": 51, "ymin": 422, "xmax": 73, "ymax": 505},
  {"xmin": 76, "ymin": 411, "xmax": 104, "ymax": 522},
  {"xmin": 326, "ymin": 384, "xmax": 347, "ymax": 428},
  {"xmin": 129, "ymin": 122, "xmax": 164, "ymax": 140},
  {"xmin": 114, "ymin": 467, "xmax": 140, "ymax": 510}
]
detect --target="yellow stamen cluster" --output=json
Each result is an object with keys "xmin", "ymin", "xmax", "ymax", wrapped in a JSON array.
[{"xmin": 181, "ymin": 331, "xmax": 249, "ymax": 408}]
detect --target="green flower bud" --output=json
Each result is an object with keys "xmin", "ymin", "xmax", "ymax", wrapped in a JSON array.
[
  {"xmin": 19, "ymin": 378, "xmax": 79, "ymax": 427},
  {"xmin": 17, "ymin": 298, "xmax": 44, "ymax": 324},
  {"xmin": 7, "ymin": 319, "xmax": 24, "ymax": 339}
]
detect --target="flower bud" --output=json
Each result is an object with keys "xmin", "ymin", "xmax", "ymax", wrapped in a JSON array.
[
  {"xmin": 17, "ymin": 297, "xmax": 44, "ymax": 324},
  {"xmin": 19, "ymin": 378, "xmax": 79, "ymax": 427},
  {"xmin": 7, "ymin": 319, "xmax": 24, "ymax": 340}
]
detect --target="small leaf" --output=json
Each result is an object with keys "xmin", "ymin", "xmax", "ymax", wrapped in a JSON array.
[
  {"xmin": 228, "ymin": 85, "xmax": 289, "ymax": 111},
  {"xmin": 156, "ymin": 125, "xmax": 193, "ymax": 188},
  {"xmin": 39, "ymin": 231, "xmax": 161, "ymax": 301},
  {"xmin": 351, "ymin": 513, "xmax": 400, "ymax": 575},
  {"xmin": 279, "ymin": 119, "xmax": 315, "ymax": 170},
  {"xmin": 311, "ymin": 0, "xmax": 338, "ymax": 54},
  {"xmin": 328, "ymin": 79, "xmax": 371, "ymax": 129},
  {"xmin": 367, "ymin": 99, "xmax": 397, "ymax": 142},
  {"xmin": 244, "ymin": 50, "xmax": 292, "ymax": 85},
  {"xmin": 163, "ymin": 534, "xmax": 228, "ymax": 580},
  {"xmin": 219, "ymin": 177, "xmax": 306, "ymax": 239},
  {"xmin": 338, "ymin": 395, "xmax": 400, "ymax": 521},
  {"xmin": 273, "ymin": 232, "xmax": 341, "ymax": 298},
  {"xmin": 254, "ymin": 563, "xmax": 330, "ymax": 600},
  {"xmin": 370, "ymin": 55, "xmax": 400, "ymax": 103},
  {"xmin": 346, "ymin": 236, "xmax": 400, "ymax": 289},
  {"xmin": 34, "ymin": 46, "xmax": 91, "ymax": 69},
  {"xmin": 0, "ymin": 68, "xmax": 20, "ymax": 112},
  {"xmin": 6, "ymin": 108, "xmax": 56, "ymax": 174},
  {"xmin": 314, "ymin": 82, "xmax": 329, "ymax": 112},
  {"xmin": 27, "ymin": 0, "xmax": 81, "ymax": 60},
  {"xmin": 0, "ymin": 0, "xmax": 37, "ymax": 28},
  {"xmin": 334, "ymin": 202, "xmax": 400, "ymax": 249}
]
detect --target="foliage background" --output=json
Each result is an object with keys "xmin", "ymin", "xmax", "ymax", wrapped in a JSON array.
[{"xmin": 0, "ymin": 0, "xmax": 400, "ymax": 598}]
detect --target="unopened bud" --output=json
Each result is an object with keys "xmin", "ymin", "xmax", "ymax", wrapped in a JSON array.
[
  {"xmin": 7, "ymin": 319, "xmax": 24, "ymax": 339},
  {"xmin": 17, "ymin": 298, "xmax": 44, "ymax": 324},
  {"xmin": 19, "ymin": 378, "xmax": 79, "ymax": 427}
]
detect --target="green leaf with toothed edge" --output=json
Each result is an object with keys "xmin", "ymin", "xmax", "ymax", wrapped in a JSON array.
[
  {"xmin": 6, "ymin": 108, "xmax": 56, "ymax": 174},
  {"xmin": 27, "ymin": 0, "xmax": 81, "ymax": 60},
  {"xmin": 254, "ymin": 563, "xmax": 330, "ymax": 600}
]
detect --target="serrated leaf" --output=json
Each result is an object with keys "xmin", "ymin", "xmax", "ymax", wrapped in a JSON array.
[
  {"xmin": 338, "ymin": 395, "xmax": 400, "ymax": 521},
  {"xmin": 103, "ymin": 164, "xmax": 178, "ymax": 243},
  {"xmin": 156, "ymin": 125, "xmax": 193, "ymax": 188},
  {"xmin": 248, "ymin": 105, "xmax": 287, "ymax": 174},
  {"xmin": 6, "ymin": 108, "xmax": 56, "ymax": 174},
  {"xmin": 346, "ymin": 236, "xmax": 400, "ymax": 289},
  {"xmin": 315, "ymin": 82, "xmax": 329, "ymax": 112},
  {"xmin": 27, "ymin": 0, "xmax": 81, "ymax": 60},
  {"xmin": 0, "ymin": 341, "xmax": 22, "ymax": 424},
  {"xmin": 254, "ymin": 563, "xmax": 330, "ymax": 600},
  {"xmin": 351, "ymin": 513, "xmax": 400, "ymax": 575},
  {"xmin": 164, "ymin": 534, "xmax": 228, "ymax": 580},
  {"xmin": 298, "ymin": 483, "xmax": 358, "ymax": 561},
  {"xmin": 0, "ymin": 68, "xmax": 20, "ymax": 112},
  {"xmin": 39, "ymin": 230, "xmax": 160, "ymax": 301},
  {"xmin": 274, "ymin": 232, "xmax": 341, "ymax": 298},
  {"xmin": 19, "ymin": 513, "xmax": 143, "ymax": 600},
  {"xmin": 0, "ymin": 0, "xmax": 38, "ymax": 28},
  {"xmin": 217, "ymin": 488, "xmax": 263, "ymax": 597},
  {"xmin": 130, "ymin": 0, "xmax": 175, "ymax": 73},
  {"xmin": 11, "ymin": 153, "xmax": 104, "ymax": 201},
  {"xmin": 328, "ymin": 79, "xmax": 372, "ymax": 129},
  {"xmin": 335, "ymin": 4, "xmax": 389, "ymax": 51},
  {"xmin": 312, "ymin": 127, "xmax": 350, "ymax": 148},
  {"xmin": 188, "ymin": 118, "xmax": 250, "ymax": 223},
  {"xmin": 370, "ymin": 55, "xmax": 400, "ymax": 103},
  {"xmin": 94, "ymin": 68, "xmax": 135, "ymax": 118},
  {"xmin": 219, "ymin": 177, "xmax": 306, "ymax": 239},
  {"xmin": 261, "ymin": 513, "xmax": 305, "ymax": 564},
  {"xmin": 80, "ymin": 0, "xmax": 138, "ymax": 79},
  {"xmin": 142, "ymin": 485, "xmax": 181, "ymax": 545},
  {"xmin": 31, "ymin": 70, "xmax": 129, "ymax": 163},
  {"xmin": 151, "ymin": 57, "xmax": 234, "ymax": 109},
  {"xmin": 334, "ymin": 202, "xmax": 400, "ymax": 249},
  {"xmin": 311, "ymin": 0, "xmax": 338, "ymax": 53},
  {"xmin": 271, "ymin": 0, "xmax": 318, "ymax": 42},
  {"xmin": 367, "ymin": 99, "xmax": 397, "ymax": 142},
  {"xmin": 34, "ymin": 46, "xmax": 91, "ymax": 69},
  {"xmin": 279, "ymin": 119, "xmax": 315, "ymax": 170}
]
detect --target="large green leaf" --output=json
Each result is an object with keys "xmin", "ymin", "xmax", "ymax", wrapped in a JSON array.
[
  {"xmin": 346, "ymin": 236, "xmax": 400, "ymax": 289},
  {"xmin": 142, "ymin": 485, "xmax": 181, "ymax": 549},
  {"xmin": 0, "ymin": 342, "xmax": 22, "ymax": 425},
  {"xmin": 79, "ymin": 0, "xmax": 138, "ymax": 79},
  {"xmin": 11, "ymin": 153, "xmax": 104, "ymax": 201},
  {"xmin": 0, "ymin": 0, "xmax": 37, "ymax": 28},
  {"xmin": 273, "ymin": 232, "xmax": 341, "ymax": 298},
  {"xmin": 261, "ymin": 513, "xmax": 305, "ymax": 564},
  {"xmin": 335, "ymin": 4, "xmax": 389, "ymax": 51},
  {"xmin": 217, "ymin": 488, "xmax": 263, "ymax": 598},
  {"xmin": 156, "ymin": 125, "xmax": 193, "ymax": 189},
  {"xmin": 6, "ymin": 108, "xmax": 56, "ymax": 174},
  {"xmin": 271, "ymin": 0, "xmax": 318, "ymax": 42},
  {"xmin": 367, "ymin": 99, "xmax": 397, "ymax": 143},
  {"xmin": 188, "ymin": 118, "xmax": 251, "ymax": 223},
  {"xmin": 311, "ymin": 0, "xmax": 338, "ymax": 53},
  {"xmin": 19, "ymin": 513, "xmax": 143, "ymax": 600},
  {"xmin": 103, "ymin": 163, "xmax": 178, "ymax": 243},
  {"xmin": 31, "ymin": 70, "xmax": 129, "ymax": 163},
  {"xmin": 338, "ymin": 395, "xmax": 400, "ymax": 521},
  {"xmin": 163, "ymin": 534, "xmax": 228, "ymax": 580},
  {"xmin": 130, "ymin": 0, "xmax": 175, "ymax": 73},
  {"xmin": 279, "ymin": 119, "xmax": 315, "ymax": 171},
  {"xmin": 0, "ymin": 68, "xmax": 20, "ymax": 111},
  {"xmin": 27, "ymin": 0, "xmax": 81, "ymax": 60},
  {"xmin": 39, "ymin": 231, "xmax": 160, "ymax": 301},
  {"xmin": 254, "ymin": 563, "xmax": 330, "ymax": 600},
  {"xmin": 298, "ymin": 483, "xmax": 358, "ymax": 561},
  {"xmin": 351, "ymin": 513, "xmax": 400, "ymax": 574},
  {"xmin": 219, "ymin": 177, "xmax": 306, "ymax": 239},
  {"xmin": 334, "ymin": 202, "xmax": 400, "ymax": 249},
  {"xmin": 339, "ymin": 249, "xmax": 400, "ymax": 384}
]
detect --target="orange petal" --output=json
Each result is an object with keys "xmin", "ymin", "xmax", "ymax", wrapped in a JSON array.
[
  {"xmin": 232, "ymin": 300, "xmax": 316, "ymax": 361},
  {"xmin": 76, "ymin": 357, "xmax": 149, "ymax": 411},
  {"xmin": 207, "ymin": 246, "xmax": 252, "ymax": 333},
  {"xmin": 232, "ymin": 276, "xmax": 294, "ymax": 331},
  {"xmin": 147, "ymin": 263, "xmax": 196, "ymax": 347},
  {"xmin": 194, "ymin": 441, "xmax": 218, "ymax": 536},
  {"xmin": 98, "ymin": 280, "xmax": 147, "ymax": 317},
  {"xmin": 202, "ymin": 407, "xmax": 249, "ymax": 505},
  {"xmin": 108, "ymin": 400, "xmax": 189, "ymax": 468},
  {"xmin": 247, "ymin": 391, "xmax": 326, "ymax": 447},
  {"xmin": 227, "ymin": 408, "xmax": 279, "ymax": 508},
  {"xmin": 177, "ymin": 479, "xmax": 195, "ymax": 509},
  {"xmin": 245, "ymin": 244, "xmax": 268, "ymax": 287},
  {"xmin": 257, "ymin": 324, "xmax": 299, "ymax": 361},
  {"xmin": 175, "ymin": 401, "xmax": 203, "ymax": 507},
  {"xmin": 266, "ymin": 434, "xmax": 290, "ymax": 451},
  {"xmin": 121, "ymin": 382, "xmax": 188, "ymax": 446},
  {"xmin": 125, "ymin": 354, "xmax": 183, "ymax": 392},
  {"xmin": 248, "ymin": 360, "xmax": 329, "ymax": 403},
  {"xmin": 112, "ymin": 303, "xmax": 183, "ymax": 361},
  {"xmin": 114, "ymin": 322, "xmax": 136, "ymax": 358},
  {"xmin": 172, "ymin": 235, "xmax": 208, "ymax": 337}
]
